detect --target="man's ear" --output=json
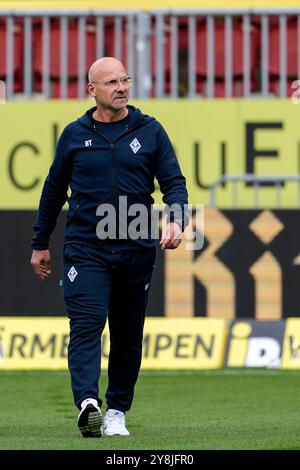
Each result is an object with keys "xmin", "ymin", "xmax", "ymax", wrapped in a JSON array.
[{"xmin": 87, "ymin": 83, "xmax": 96, "ymax": 97}]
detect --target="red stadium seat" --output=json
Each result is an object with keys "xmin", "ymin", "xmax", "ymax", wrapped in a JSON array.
[
  {"xmin": 197, "ymin": 78, "xmax": 246, "ymax": 97},
  {"xmin": 250, "ymin": 15, "xmax": 283, "ymax": 27},
  {"xmin": 150, "ymin": 17, "xmax": 189, "ymax": 96},
  {"xmin": 196, "ymin": 20, "xmax": 260, "ymax": 97},
  {"xmin": 0, "ymin": 19, "xmax": 23, "ymax": 92},
  {"xmin": 33, "ymin": 17, "xmax": 129, "ymax": 98},
  {"xmin": 33, "ymin": 19, "xmax": 97, "ymax": 97},
  {"xmin": 102, "ymin": 18, "xmax": 128, "ymax": 67},
  {"xmin": 269, "ymin": 19, "xmax": 299, "ymax": 96}
]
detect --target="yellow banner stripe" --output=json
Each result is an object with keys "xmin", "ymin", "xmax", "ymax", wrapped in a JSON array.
[{"xmin": 1, "ymin": 0, "xmax": 300, "ymax": 10}]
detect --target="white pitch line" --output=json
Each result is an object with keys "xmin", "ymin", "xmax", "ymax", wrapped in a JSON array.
[
  {"xmin": 1, "ymin": 369, "xmax": 300, "ymax": 377},
  {"xmin": 140, "ymin": 369, "xmax": 300, "ymax": 376}
]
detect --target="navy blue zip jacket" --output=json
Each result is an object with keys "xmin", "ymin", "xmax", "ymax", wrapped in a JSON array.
[{"xmin": 31, "ymin": 105, "xmax": 188, "ymax": 250}]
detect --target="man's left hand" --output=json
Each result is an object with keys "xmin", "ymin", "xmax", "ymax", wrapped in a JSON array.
[{"xmin": 159, "ymin": 222, "xmax": 183, "ymax": 250}]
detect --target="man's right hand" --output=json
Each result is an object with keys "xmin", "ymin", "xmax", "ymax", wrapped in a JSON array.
[{"xmin": 31, "ymin": 249, "xmax": 52, "ymax": 281}]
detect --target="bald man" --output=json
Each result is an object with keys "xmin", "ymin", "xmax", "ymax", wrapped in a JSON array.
[{"xmin": 31, "ymin": 57, "xmax": 188, "ymax": 438}]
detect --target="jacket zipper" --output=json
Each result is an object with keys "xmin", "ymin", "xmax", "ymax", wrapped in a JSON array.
[
  {"xmin": 92, "ymin": 125, "xmax": 115, "ymax": 207},
  {"xmin": 92, "ymin": 122, "xmax": 142, "ymax": 209},
  {"xmin": 110, "ymin": 142, "xmax": 116, "ymax": 209}
]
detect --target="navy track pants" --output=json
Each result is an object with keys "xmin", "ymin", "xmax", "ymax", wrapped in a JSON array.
[{"xmin": 62, "ymin": 243, "xmax": 156, "ymax": 412}]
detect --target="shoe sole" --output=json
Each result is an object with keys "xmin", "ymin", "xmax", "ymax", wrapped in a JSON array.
[{"xmin": 78, "ymin": 406, "xmax": 103, "ymax": 438}]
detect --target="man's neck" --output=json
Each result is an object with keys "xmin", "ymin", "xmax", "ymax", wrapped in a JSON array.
[{"xmin": 93, "ymin": 107, "xmax": 128, "ymax": 123}]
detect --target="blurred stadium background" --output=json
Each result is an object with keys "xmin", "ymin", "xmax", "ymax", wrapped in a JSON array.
[{"xmin": 1, "ymin": 0, "xmax": 300, "ymax": 434}]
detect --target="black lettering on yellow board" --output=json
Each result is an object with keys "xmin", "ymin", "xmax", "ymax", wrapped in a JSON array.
[
  {"xmin": 193, "ymin": 335, "xmax": 215, "ymax": 358},
  {"xmin": 60, "ymin": 334, "xmax": 69, "ymax": 358},
  {"xmin": 6, "ymin": 332, "xmax": 216, "ymax": 360},
  {"xmin": 174, "ymin": 334, "xmax": 215, "ymax": 358},
  {"xmin": 154, "ymin": 334, "xmax": 172, "ymax": 357},
  {"xmin": 246, "ymin": 122, "xmax": 284, "ymax": 187},
  {"xmin": 140, "ymin": 334, "xmax": 216, "ymax": 359},
  {"xmin": 175, "ymin": 334, "xmax": 190, "ymax": 358},
  {"xmin": 7, "ymin": 334, "xmax": 70, "ymax": 358},
  {"xmin": 143, "ymin": 334, "xmax": 150, "ymax": 357},
  {"xmin": 29, "ymin": 335, "xmax": 56, "ymax": 358},
  {"xmin": 194, "ymin": 142, "xmax": 227, "ymax": 189},
  {"xmin": 289, "ymin": 335, "xmax": 300, "ymax": 359},
  {"xmin": 5, "ymin": 124, "xmax": 60, "ymax": 195},
  {"xmin": 9, "ymin": 334, "xmax": 26, "ymax": 357},
  {"xmin": 8, "ymin": 142, "xmax": 40, "ymax": 191}
]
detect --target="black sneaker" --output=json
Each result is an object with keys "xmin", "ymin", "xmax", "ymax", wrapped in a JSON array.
[{"xmin": 77, "ymin": 398, "xmax": 103, "ymax": 438}]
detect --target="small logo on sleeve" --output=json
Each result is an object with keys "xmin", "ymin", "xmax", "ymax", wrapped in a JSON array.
[
  {"xmin": 85, "ymin": 139, "xmax": 92, "ymax": 147},
  {"xmin": 130, "ymin": 138, "xmax": 141, "ymax": 154},
  {"xmin": 67, "ymin": 266, "xmax": 78, "ymax": 282}
]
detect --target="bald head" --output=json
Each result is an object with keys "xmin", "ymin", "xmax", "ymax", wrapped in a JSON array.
[
  {"xmin": 87, "ymin": 57, "xmax": 130, "ymax": 118},
  {"xmin": 88, "ymin": 57, "xmax": 127, "ymax": 83}
]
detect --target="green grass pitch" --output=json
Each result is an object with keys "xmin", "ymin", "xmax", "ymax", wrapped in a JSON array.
[{"xmin": 0, "ymin": 369, "xmax": 300, "ymax": 450}]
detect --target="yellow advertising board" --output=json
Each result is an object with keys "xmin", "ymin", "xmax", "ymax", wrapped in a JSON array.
[
  {"xmin": 281, "ymin": 319, "xmax": 300, "ymax": 369},
  {"xmin": 1, "ymin": 100, "xmax": 300, "ymax": 209},
  {"xmin": 0, "ymin": 317, "xmax": 227, "ymax": 370},
  {"xmin": 4, "ymin": 317, "xmax": 300, "ymax": 370}
]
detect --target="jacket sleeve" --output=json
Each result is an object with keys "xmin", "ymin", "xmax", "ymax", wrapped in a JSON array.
[
  {"xmin": 31, "ymin": 126, "xmax": 73, "ymax": 250},
  {"xmin": 154, "ymin": 123, "xmax": 189, "ymax": 229}
]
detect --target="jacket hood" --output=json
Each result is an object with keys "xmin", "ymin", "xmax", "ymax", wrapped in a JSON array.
[{"xmin": 77, "ymin": 104, "xmax": 154, "ymax": 130}]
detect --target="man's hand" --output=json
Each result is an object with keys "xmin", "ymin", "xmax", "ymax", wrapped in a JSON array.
[
  {"xmin": 160, "ymin": 222, "xmax": 183, "ymax": 250},
  {"xmin": 31, "ymin": 249, "xmax": 52, "ymax": 281}
]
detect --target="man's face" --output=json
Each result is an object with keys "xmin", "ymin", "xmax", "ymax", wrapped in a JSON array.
[{"xmin": 88, "ymin": 63, "xmax": 130, "ymax": 112}]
